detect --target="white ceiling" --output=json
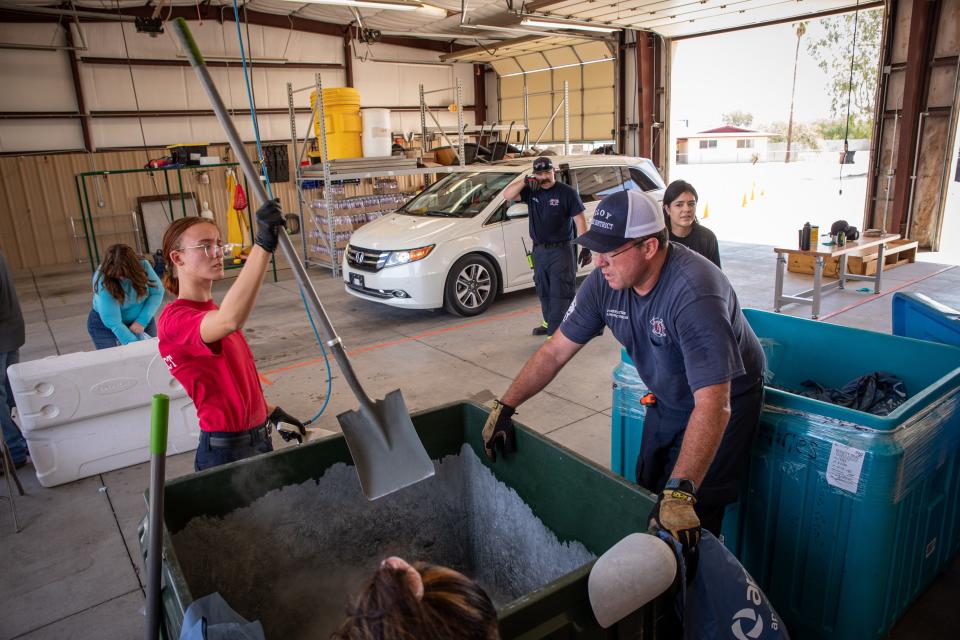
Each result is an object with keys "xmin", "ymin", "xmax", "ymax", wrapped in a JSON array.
[
  {"xmin": 525, "ymin": 0, "xmax": 873, "ymax": 39},
  {"xmin": 3, "ymin": 0, "xmax": 873, "ymax": 41}
]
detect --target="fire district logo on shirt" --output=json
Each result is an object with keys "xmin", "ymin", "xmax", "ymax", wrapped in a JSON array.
[
  {"xmin": 650, "ymin": 317, "xmax": 667, "ymax": 337},
  {"xmin": 549, "ymin": 198, "xmax": 560, "ymax": 206}
]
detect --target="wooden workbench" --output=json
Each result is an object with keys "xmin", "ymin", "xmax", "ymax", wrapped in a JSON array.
[{"xmin": 773, "ymin": 233, "xmax": 901, "ymax": 319}]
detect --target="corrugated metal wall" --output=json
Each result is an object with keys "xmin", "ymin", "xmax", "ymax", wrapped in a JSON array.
[
  {"xmin": 0, "ymin": 20, "xmax": 477, "ymax": 270},
  {"xmin": 0, "ymin": 143, "xmax": 303, "ymax": 272}
]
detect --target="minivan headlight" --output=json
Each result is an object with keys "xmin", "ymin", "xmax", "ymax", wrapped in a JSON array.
[{"xmin": 384, "ymin": 245, "xmax": 435, "ymax": 268}]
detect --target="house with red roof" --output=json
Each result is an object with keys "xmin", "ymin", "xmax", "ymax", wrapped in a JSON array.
[{"xmin": 676, "ymin": 125, "xmax": 772, "ymax": 164}]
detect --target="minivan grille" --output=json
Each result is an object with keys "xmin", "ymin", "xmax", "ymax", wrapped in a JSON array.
[{"xmin": 346, "ymin": 246, "xmax": 388, "ymax": 272}]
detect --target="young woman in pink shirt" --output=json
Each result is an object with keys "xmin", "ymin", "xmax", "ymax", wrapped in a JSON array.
[{"xmin": 157, "ymin": 201, "xmax": 304, "ymax": 471}]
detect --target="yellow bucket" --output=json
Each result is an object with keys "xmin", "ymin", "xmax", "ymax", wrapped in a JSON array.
[{"xmin": 311, "ymin": 88, "xmax": 362, "ymax": 160}]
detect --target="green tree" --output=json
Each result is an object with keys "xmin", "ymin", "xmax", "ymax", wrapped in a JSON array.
[
  {"xmin": 806, "ymin": 8, "xmax": 883, "ymax": 130},
  {"xmin": 814, "ymin": 117, "xmax": 873, "ymax": 140},
  {"xmin": 764, "ymin": 121, "xmax": 820, "ymax": 150},
  {"xmin": 722, "ymin": 110, "xmax": 754, "ymax": 128}
]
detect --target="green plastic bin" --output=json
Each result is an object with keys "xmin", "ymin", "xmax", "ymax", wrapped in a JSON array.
[{"xmin": 138, "ymin": 401, "xmax": 664, "ymax": 639}]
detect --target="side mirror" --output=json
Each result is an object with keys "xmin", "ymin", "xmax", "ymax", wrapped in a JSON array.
[{"xmin": 506, "ymin": 203, "xmax": 528, "ymax": 219}]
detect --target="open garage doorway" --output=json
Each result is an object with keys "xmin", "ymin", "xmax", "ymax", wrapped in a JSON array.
[{"xmin": 667, "ymin": 7, "xmax": 884, "ymax": 248}]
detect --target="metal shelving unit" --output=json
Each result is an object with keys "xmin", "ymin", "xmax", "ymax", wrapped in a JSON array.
[
  {"xmin": 289, "ymin": 75, "xmax": 470, "ymax": 278},
  {"xmin": 74, "ymin": 162, "xmax": 275, "ymax": 281}
]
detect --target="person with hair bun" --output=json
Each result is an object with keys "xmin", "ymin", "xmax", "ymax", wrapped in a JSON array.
[
  {"xmin": 333, "ymin": 557, "xmax": 499, "ymax": 640},
  {"xmin": 156, "ymin": 201, "xmax": 305, "ymax": 471},
  {"xmin": 87, "ymin": 243, "xmax": 164, "ymax": 349}
]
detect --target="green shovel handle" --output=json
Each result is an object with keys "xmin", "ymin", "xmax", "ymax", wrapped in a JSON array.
[{"xmin": 150, "ymin": 394, "xmax": 170, "ymax": 456}]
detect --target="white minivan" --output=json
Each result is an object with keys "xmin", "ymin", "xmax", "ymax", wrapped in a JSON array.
[{"xmin": 342, "ymin": 155, "xmax": 666, "ymax": 316}]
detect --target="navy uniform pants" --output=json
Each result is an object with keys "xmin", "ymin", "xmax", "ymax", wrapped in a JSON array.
[
  {"xmin": 532, "ymin": 242, "xmax": 576, "ymax": 336},
  {"xmin": 635, "ymin": 378, "xmax": 764, "ymax": 535}
]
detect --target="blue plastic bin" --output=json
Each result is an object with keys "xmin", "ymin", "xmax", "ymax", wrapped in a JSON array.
[
  {"xmin": 611, "ymin": 348, "xmax": 647, "ymax": 483},
  {"xmin": 723, "ymin": 309, "xmax": 960, "ymax": 640},
  {"xmin": 892, "ymin": 292, "xmax": 960, "ymax": 347}
]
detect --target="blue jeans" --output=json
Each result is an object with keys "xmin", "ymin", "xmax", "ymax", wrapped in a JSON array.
[
  {"xmin": 87, "ymin": 309, "xmax": 157, "ymax": 349},
  {"xmin": 195, "ymin": 428, "xmax": 274, "ymax": 472},
  {"xmin": 1, "ymin": 349, "xmax": 28, "ymax": 465}
]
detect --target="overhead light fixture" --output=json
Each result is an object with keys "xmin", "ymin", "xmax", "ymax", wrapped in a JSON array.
[
  {"xmin": 296, "ymin": 0, "xmax": 422, "ymax": 10},
  {"xmin": 415, "ymin": 3, "xmax": 449, "ymax": 17},
  {"xmin": 519, "ymin": 16, "xmax": 619, "ymax": 33},
  {"xmin": 460, "ymin": 22, "xmax": 554, "ymax": 37}
]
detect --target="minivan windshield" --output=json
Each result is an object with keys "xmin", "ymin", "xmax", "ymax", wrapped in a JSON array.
[{"xmin": 399, "ymin": 171, "xmax": 515, "ymax": 218}]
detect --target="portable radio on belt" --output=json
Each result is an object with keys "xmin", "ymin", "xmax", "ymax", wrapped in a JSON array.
[{"xmin": 521, "ymin": 236, "xmax": 533, "ymax": 270}]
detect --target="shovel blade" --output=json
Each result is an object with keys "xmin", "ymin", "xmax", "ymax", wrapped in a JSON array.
[{"xmin": 337, "ymin": 389, "xmax": 435, "ymax": 500}]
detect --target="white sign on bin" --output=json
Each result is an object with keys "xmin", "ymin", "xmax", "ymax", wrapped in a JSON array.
[{"xmin": 826, "ymin": 443, "xmax": 866, "ymax": 494}]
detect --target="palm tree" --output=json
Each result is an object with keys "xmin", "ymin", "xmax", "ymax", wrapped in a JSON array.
[{"xmin": 785, "ymin": 21, "xmax": 807, "ymax": 163}]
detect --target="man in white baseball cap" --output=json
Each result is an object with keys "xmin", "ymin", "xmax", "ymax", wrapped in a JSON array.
[{"xmin": 482, "ymin": 189, "xmax": 766, "ymax": 552}]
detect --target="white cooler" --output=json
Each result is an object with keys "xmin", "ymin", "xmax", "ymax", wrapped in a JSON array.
[{"xmin": 8, "ymin": 338, "xmax": 199, "ymax": 487}]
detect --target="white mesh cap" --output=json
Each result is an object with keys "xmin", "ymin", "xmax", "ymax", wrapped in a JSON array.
[{"xmin": 575, "ymin": 190, "xmax": 665, "ymax": 253}]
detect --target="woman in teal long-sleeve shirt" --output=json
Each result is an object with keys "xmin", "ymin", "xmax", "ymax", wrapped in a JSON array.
[{"xmin": 87, "ymin": 244, "xmax": 165, "ymax": 349}]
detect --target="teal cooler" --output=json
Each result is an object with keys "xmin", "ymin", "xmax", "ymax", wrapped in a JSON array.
[
  {"xmin": 611, "ymin": 348, "xmax": 648, "ymax": 483},
  {"xmin": 723, "ymin": 309, "xmax": 960, "ymax": 640},
  {"xmin": 892, "ymin": 292, "xmax": 960, "ymax": 347}
]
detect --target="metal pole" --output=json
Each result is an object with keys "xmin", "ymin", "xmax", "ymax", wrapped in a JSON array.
[
  {"xmin": 522, "ymin": 84, "xmax": 529, "ymax": 151},
  {"xmin": 563, "ymin": 80, "xmax": 570, "ymax": 156},
  {"xmin": 315, "ymin": 73, "xmax": 339, "ymax": 276},
  {"xmin": 162, "ymin": 170, "xmax": 173, "ymax": 221},
  {"xmin": 425, "ymin": 108, "xmax": 459, "ymax": 154},
  {"xmin": 531, "ymin": 100, "xmax": 566, "ymax": 149},
  {"xmin": 419, "ymin": 84, "xmax": 428, "ymax": 160},
  {"xmin": 81, "ymin": 176, "xmax": 100, "ymax": 265},
  {"xmin": 75, "ymin": 175, "xmax": 95, "ymax": 271},
  {"xmin": 176, "ymin": 167, "xmax": 186, "ymax": 217},
  {"xmin": 456, "ymin": 78, "xmax": 465, "ymax": 166},
  {"xmin": 171, "ymin": 18, "xmax": 375, "ymax": 411},
  {"xmin": 880, "ymin": 112, "xmax": 898, "ymax": 234},
  {"xmin": 144, "ymin": 394, "xmax": 168, "ymax": 640},
  {"xmin": 905, "ymin": 111, "xmax": 926, "ymax": 236},
  {"xmin": 288, "ymin": 81, "xmax": 309, "ymax": 260}
]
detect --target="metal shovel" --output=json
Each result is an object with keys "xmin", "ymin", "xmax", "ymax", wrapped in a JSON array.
[{"xmin": 171, "ymin": 18, "xmax": 434, "ymax": 500}]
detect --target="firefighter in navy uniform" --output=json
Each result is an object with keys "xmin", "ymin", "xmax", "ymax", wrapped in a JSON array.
[
  {"xmin": 502, "ymin": 157, "xmax": 590, "ymax": 336},
  {"xmin": 483, "ymin": 189, "xmax": 766, "ymax": 552}
]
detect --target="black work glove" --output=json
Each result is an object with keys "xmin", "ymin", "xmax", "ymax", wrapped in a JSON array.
[
  {"xmin": 578, "ymin": 247, "xmax": 592, "ymax": 268},
  {"xmin": 482, "ymin": 400, "xmax": 516, "ymax": 462},
  {"xmin": 254, "ymin": 198, "xmax": 286, "ymax": 253},
  {"xmin": 524, "ymin": 175, "xmax": 541, "ymax": 193},
  {"xmin": 268, "ymin": 406, "xmax": 306, "ymax": 444},
  {"xmin": 649, "ymin": 486, "xmax": 701, "ymax": 553}
]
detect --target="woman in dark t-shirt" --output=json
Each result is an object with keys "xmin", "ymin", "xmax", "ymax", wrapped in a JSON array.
[{"xmin": 662, "ymin": 180, "xmax": 721, "ymax": 269}]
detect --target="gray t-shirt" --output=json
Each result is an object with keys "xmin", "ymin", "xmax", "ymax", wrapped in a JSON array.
[
  {"xmin": 0, "ymin": 251, "xmax": 25, "ymax": 353},
  {"xmin": 560, "ymin": 243, "xmax": 764, "ymax": 411}
]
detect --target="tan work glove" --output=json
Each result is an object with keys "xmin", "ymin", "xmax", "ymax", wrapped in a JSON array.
[
  {"xmin": 482, "ymin": 400, "xmax": 516, "ymax": 462},
  {"xmin": 650, "ymin": 485, "xmax": 701, "ymax": 552}
]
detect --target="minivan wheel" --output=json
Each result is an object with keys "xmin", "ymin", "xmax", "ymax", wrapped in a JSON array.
[{"xmin": 443, "ymin": 254, "xmax": 498, "ymax": 316}]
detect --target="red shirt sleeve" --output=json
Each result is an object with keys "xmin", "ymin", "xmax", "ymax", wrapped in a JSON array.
[{"xmin": 159, "ymin": 303, "xmax": 216, "ymax": 356}]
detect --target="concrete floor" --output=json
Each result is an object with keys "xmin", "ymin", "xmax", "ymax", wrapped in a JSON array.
[{"xmin": 2, "ymin": 241, "xmax": 959, "ymax": 639}]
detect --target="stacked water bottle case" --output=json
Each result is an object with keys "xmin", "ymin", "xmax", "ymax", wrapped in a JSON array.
[{"xmin": 306, "ymin": 177, "xmax": 415, "ymax": 266}]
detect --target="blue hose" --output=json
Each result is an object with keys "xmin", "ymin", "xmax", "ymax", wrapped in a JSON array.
[{"xmin": 232, "ymin": 0, "xmax": 332, "ymax": 423}]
